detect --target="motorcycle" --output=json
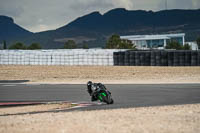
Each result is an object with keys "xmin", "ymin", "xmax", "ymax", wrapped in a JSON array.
[
  {"xmin": 97, "ymin": 89, "xmax": 114, "ymax": 104},
  {"xmin": 87, "ymin": 82, "xmax": 114, "ymax": 104}
]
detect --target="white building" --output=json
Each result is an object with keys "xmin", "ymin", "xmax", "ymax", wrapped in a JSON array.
[
  {"xmin": 186, "ymin": 42, "xmax": 198, "ymax": 50},
  {"xmin": 120, "ymin": 33, "xmax": 185, "ymax": 50}
]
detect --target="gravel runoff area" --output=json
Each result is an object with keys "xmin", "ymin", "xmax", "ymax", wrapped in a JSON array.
[
  {"xmin": 0, "ymin": 65, "xmax": 200, "ymax": 84},
  {"xmin": 0, "ymin": 104, "xmax": 199, "ymax": 133},
  {"xmin": 0, "ymin": 65, "xmax": 200, "ymax": 133}
]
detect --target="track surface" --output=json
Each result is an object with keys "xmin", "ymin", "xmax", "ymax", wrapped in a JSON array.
[{"xmin": 0, "ymin": 84, "xmax": 200, "ymax": 111}]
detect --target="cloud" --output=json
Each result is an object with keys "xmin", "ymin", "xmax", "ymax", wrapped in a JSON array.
[
  {"xmin": 0, "ymin": 0, "xmax": 24, "ymax": 17},
  {"xmin": 110, "ymin": 0, "xmax": 134, "ymax": 10},
  {"xmin": 158, "ymin": 0, "xmax": 200, "ymax": 10},
  {"xmin": 0, "ymin": 0, "xmax": 199, "ymax": 32}
]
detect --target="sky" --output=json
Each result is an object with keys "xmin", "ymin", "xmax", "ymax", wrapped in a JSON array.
[{"xmin": 0, "ymin": 0, "xmax": 199, "ymax": 33}]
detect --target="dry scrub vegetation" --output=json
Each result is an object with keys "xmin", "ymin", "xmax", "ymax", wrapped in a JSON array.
[
  {"xmin": 0, "ymin": 65, "xmax": 200, "ymax": 84},
  {"xmin": 0, "ymin": 104, "xmax": 200, "ymax": 133}
]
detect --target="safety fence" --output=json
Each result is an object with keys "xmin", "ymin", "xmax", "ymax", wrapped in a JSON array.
[
  {"xmin": 0, "ymin": 49, "xmax": 124, "ymax": 66},
  {"xmin": 1, "ymin": 50, "xmax": 200, "ymax": 66},
  {"xmin": 114, "ymin": 50, "xmax": 200, "ymax": 66}
]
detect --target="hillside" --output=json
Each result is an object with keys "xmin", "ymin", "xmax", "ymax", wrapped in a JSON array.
[
  {"xmin": 0, "ymin": 16, "xmax": 33, "ymax": 44},
  {"xmin": 1, "ymin": 8, "xmax": 200, "ymax": 49}
]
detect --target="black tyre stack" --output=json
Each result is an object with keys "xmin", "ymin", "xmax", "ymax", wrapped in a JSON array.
[
  {"xmin": 198, "ymin": 51, "xmax": 200, "ymax": 66},
  {"xmin": 140, "ymin": 51, "xmax": 146, "ymax": 66},
  {"xmin": 118, "ymin": 52, "xmax": 125, "ymax": 66},
  {"xmin": 167, "ymin": 51, "xmax": 174, "ymax": 66},
  {"xmin": 135, "ymin": 51, "xmax": 141, "ymax": 66},
  {"xmin": 113, "ymin": 50, "xmax": 200, "ymax": 66},
  {"xmin": 129, "ymin": 51, "xmax": 135, "ymax": 66},
  {"xmin": 197, "ymin": 50, "xmax": 200, "ymax": 66},
  {"xmin": 179, "ymin": 51, "xmax": 185, "ymax": 66},
  {"xmin": 151, "ymin": 51, "xmax": 156, "ymax": 66},
  {"xmin": 113, "ymin": 52, "xmax": 119, "ymax": 66},
  {"xmin": 155, "ymin": 51, "xmax": 161, "ymax": 66},
  {"xmin": 191, "ymin": 51, "xmax": 197, "ymax": 66},
  {"xmin": 124, "ymin": 51, "xmax": 130, "ymax": 66},
  {"xmin": 161, "ymin": 51, "xmax": 168, "ymax": 66},
  {"xmin": 185, "ymin": 51, "xmax": 191, "ymax": 66},
  {"xmin": 145, "ymin": 51, "xmax": 151, "ymax": 66},
  {"xmin": 173, "ymin": 51, "xmax": 179, "ymax": 66}
]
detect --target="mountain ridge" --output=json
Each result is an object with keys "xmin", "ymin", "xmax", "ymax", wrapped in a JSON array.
[
  {"xmin": 0, "ymin": 16, "xmax": 33, "ymax": 42},
  {"xmin": 1, "ymin": 8, "xmax": 200, "ymax": 48}
]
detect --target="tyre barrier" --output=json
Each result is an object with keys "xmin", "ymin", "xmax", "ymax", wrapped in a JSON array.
[
  {"xmin": 124, "ymin": 51, "xmax": 130, "ymax": 66},
  {"xmin": 179, "ymin": 51, "xmax": 185, "ymax": 66},
  {"xmin": 135, "ymin": 51, "xmax": 141, "ymax": 66},
  {"xmin": 113, "ymin": 52, "xmax": 119, "ymax": 66},
  {"xmin": 1, "ymin": 50, "xmax": 199, "ymax": 66},
  {"xmin": 198, "ymin": 51, "xmax": 200, "ymax": 66},
  {"xmin": 191, "ymin": 51, "xmax": 198, "ymax": 66},
  {"xmin": 151, "ymin": 51, "xmax": 156, "ymax": 66},
  {"xmin": 185, "ymin": 51, "xmax": 191, "ymax": 66},
  {"xmin": 0, "ymin": 49, "xmax": 121, "ymax": 66},
  {"xmin": 140, "ymin": 51, "xmax": 145, "ymax": 66},
  {"xmin": 129, "ymin": 51, "xmax": 135, "ymax": 66},
  {"xmin": 118, "ymin": 52, "xmax": 125, "ymax": 66},
  {"xmin": 156, "ymin": 51, "xmax": 161, "ymax": 66},
  {"xmin": 161, "ymin": 51, "xmax": 168, "ymax": 66},
  {"xmin": 145, "ymin": 51, "xmax": 151, "ymax": 66},
  {"xmin": 173, "ymin": 51, "xmax": 179, "ymax": 66},
  {"xmin": 113, "ymin": 50, "xmax": 200, "ymax": 66},
  {"xmin": 167, "ymin": 51, "xmax": 174, "ymax": 66}
]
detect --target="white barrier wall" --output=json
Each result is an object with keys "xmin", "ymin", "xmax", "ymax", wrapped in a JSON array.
[{"xmin": 0, "ymin": 49, "xmax": 123, "ymax": 66}]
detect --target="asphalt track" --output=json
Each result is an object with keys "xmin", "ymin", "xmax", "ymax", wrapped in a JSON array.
[{"xmin": 0, "ymin": 83, "xmax": 200, "ymax": 112}]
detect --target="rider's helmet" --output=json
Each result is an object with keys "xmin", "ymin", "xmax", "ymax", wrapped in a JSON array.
[{"xmin": 87, "ymin": 81, "xmax": 92, "ymax": 86}]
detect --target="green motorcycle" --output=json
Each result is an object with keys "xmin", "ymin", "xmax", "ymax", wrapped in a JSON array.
[
  {"xmin": 97, "ymin": 89, "xmax": 114, "ymax": 104},
  {"xmin": 87, "ymin": 81, "xmax": 114, "ymax": 104}
]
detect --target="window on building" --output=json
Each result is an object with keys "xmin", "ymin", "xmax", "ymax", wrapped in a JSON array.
[
  {"xmin": 147, "ymin": 39, "xmax": 164, "ymax": 48},
  {"xmin": 170, "ymin": 37, "xmax": 183, "ymax": 45}
]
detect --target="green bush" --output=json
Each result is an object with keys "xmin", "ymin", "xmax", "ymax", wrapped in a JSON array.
[
  {"xmin": 27, "ymin": 43, "xmax": 42, "ymax": 50},
  {"xmin": 106, "ymin": 34, "xmax": 136, "ymax": 49},
  {"xmin": 165, "ymin": 41, "xmax": 191, "ymax": 50},
  {"xmin": 9, "ymin": 42, "xmax": 27, "ymax": 50},
  {"xmin": 82, "ymin": 44, "xmax": 89, "ymax": 49},
  {"xmin": 182, "ymin": 43, "xmax": 191, "ymax": 50},
  {"xmin": 63, "ymin": 40, "xmax": 77, "ymax": 49}
]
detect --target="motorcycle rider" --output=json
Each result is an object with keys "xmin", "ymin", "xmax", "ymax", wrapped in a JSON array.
[{"xmin": 87, "ymin": 81, "xmax": 108, "ymax": 101}]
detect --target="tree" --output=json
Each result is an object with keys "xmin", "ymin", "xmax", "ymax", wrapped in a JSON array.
[
  {"xmin": 3, "ymin": 40, "xmax": 7, "ymax": 49},
  {"xmin": 106, "ymin": 34, "xmax": 121, "ymax": 49},
  {"xmin": 196, "ymin": 36, "xmax": 200, "ymax": 49},
  {"xmin": 165, "ymin": 41, "xmax": 183, "ymax": 50},
  {"xmin": 82, "ymin": 44, "xmax": 89, "ymax": 49},
  {"xmin": 63, "ymin": 40, "xmax": 77, "ymax": 49},
  {"xmin": 27, "ymin": 43, "xmax": 42, "ymax": 50},
  {"xmin": 120, "ymin": 39, "xmax": 136, "ymax": 49},
  {"xmin": 9, "ymin": 42, "xmax": 27, "ymax": 50},
  {"xmin": 106, "ymin": 34, "xmax": 136, "ymax": 49},
  {"xmin": 182, "ymin": 43, "xmax": 191, "ymax": 50}
]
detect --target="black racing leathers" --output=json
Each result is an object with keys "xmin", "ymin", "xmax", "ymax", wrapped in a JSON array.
[{"xmin": 87, "ymin": 83, "xmax": 107, "ymax": 101}]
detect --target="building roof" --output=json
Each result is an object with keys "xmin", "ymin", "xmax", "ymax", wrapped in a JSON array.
[{"xmin": 120, "ymin": 33, "xmax": 185, "ymax": 41}]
